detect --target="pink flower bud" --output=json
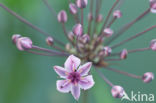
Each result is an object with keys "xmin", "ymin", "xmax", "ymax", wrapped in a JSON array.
[
  {"xmin": 96, "ymin": 14, "xmax": 103, "ymax": 22},
  {"xmin": 12, "ymin": 34, "xmax": 21, "ymax": 44},
  {"xmin": 46, "ymin": 37, "xmax": 54, "ymax": 46},
  {"xmin": 111, "ymin": 85, "xmax": 124, "ymax": 98},
  {"xmin": 150, "ymin": 0, "xmax": 156, "ymax": 13},
  {"xmin": 69, "ymin": 3, "xmax": 78, "ymax": 14},
  {"xmin": 120, "ymin": 49, "xmax": 128, "ymax": 59},
  {"xmin": 103, "ymin": 28, "xmax": 114, "ymax": 37},
  {"xmin": 80, "ymin": 34, "xmax": 90, "ymax": 43},
  {"xmin": 76, "ymin": 0, "xmax": 88, "ymax": 8},
  {"xmin": 102, "ymin": 46, "xmax": 112, "ymax": 56},
  {"xmin": 68, "ymin": 31, "xmax": 75, "ymax": 41},
  {"xmin": 150, "ymin": 39, "xmax": 156, "ymax": 51},
  {"xmin": 72, "ymin": 24, "xmax": 83, "ymax": 36},
  {"xmin": 142, "ymin": 72, "xmax": 154, "ymax": 83},
  {"xmin": 16, "ymin": 37, "xmax": 32, "ymax": 51},
  {"xmin": 57, "ymin": 10, "xmax": 68, "ymax": 23},
  {"xmin": 113, "ymin": 10, "xmax": 122, "ymax": 18},
  {"xmin": 88, "ymin": 13, "xmax": 93, "ymax": 21}
]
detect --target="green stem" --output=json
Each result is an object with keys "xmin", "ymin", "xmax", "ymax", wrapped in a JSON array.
[{"xmin": 82, "ymin": 90, "xmax": 88, "ymax": 103}]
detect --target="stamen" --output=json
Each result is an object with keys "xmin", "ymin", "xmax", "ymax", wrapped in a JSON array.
[
  {"xmin": 104, "ymin": 67, "xmax": 142, "ymax": 79},
  {"xmin": 111, "ymin": 25, "xmax": 156, "ymax": 49},
  {"xmin": 95, "ymin": 68, "xmax": 114, "ymax": 87},
  {"xmin": 106, "ymin": 8, "xmax": 150, "ymax": 45},
  {"xmin": 0, "ymin": 3, "xmax": 65, "ymax": 46}
]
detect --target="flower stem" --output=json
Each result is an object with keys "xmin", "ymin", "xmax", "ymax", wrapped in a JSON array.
[{"xmin": 82, "ymin": 90, "xmax": 88, "ymax": 103}]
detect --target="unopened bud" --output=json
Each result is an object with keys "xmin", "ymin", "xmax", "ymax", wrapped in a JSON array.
[
  {"xmin": 76, "ymin": 0, "xmax": 88, "ymax": 8},
  {"xmin": 111, "ymin": 85, "xmax": 124, "ymax": 98},
  {"xmin": 120, "ymin": 49, "xmax": 128, "ymax": 59},
  {"xmin": 142, "ymin": 72, "xmax": 154, "ymax": 83},
  {"xmin": 103, "ymin": 28, "xmax": 114, "ymax": 37},
  {"xmin": 66, "ymin": 43, "xmax": 71, "ymax": 51},
  {"xmin": 150, "ymin": 0, "xmax": 156, "ymax": 13},
  {"xmin": 57, "ymin": 10, "xmax": 68, "ymax": 23},
  {"xmin": 69, "ymin": 3, "xmax": 78, "ymax": 14},
  {"xmin": 88, "ymin": 13, "xmax": 93, "ymax": 21},
  {"xmin": 96, "ymin": 14, "xmax": 103, "ymax": 22},
  {"xmin": 102, "ymin": 46, "xmax": 112, "ymax": 56},
  {"xmin": 46, "ymin": 37, "xmax": 54, "ymax": 46},
  {"xmin": 80, "ymin": 34, "xmax": 90, "ymax": 43},
  {"xmin": 12, "ymin": 34, "xmax": 21, "ymax": 44},
  {"xmin": 113, "ymin": 10, "xmax": 122, "ymax": 18},
  {"xmin": 150, "ymin": 39, "xmax": 156, "ymax": 51},
  {"xmin": 16, "ymin": 37, "xmax": 32, "ymax": 51},
  {"xmin": 68, "ymin": 31, "xmax": 75, "ymax": 41},
  {"xmin": 72, "ymin": 24, "xmax": 83, "ymax": 36}
]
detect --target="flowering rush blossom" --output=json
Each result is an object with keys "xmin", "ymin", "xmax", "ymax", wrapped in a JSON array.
[{"xmin": 0, "ymin": 0, "xmax": 156, "ymax": 101}]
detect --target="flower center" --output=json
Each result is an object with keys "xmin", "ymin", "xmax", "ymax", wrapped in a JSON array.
[{"xmin": 68, "ymin": 71, "xmax": 80, "ymax": 84}]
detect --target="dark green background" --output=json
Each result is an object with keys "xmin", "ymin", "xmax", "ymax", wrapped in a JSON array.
[{"xmin": 0, "ymin": 0, "xmax": 156, "ymax": 103}]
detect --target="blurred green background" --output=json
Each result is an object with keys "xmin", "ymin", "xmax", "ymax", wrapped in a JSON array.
[{"xmin": 0, "ymin": 0, "xmax": 156, "ymax": 103}]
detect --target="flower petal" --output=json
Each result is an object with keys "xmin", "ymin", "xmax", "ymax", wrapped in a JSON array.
[
  {"xmin": 56, "ymin": 80, "xmax": 71, "ymax": 93},
  {"xmin": 71, "ymin": 84, "xmax": 80, "ymax": 100},
  {"xmin": 79, "ymin": 75, "xmax": 95, "ymax": 90},
  {"xmin": 54, "ymin": 66, "xmax": 68, "ymax": 78},
  {"xmin": 78, "ymin": 62, "xmax": 92, "ymax": 76},
  {"xmin": 64, "ymin": 55, "xmax": 81, "ymax": 72}
]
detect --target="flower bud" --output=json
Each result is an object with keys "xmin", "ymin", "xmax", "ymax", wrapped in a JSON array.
[
  {"xmin": 69, "ymin": 3, "xmax": 78, "ymax": 14},
  {"xmin": 103, "ymin": 28, "xmax": 114, "ymax": 37},
  {"xmin": 68, "ymin": 31, "xmax": 75, "ymax": 41},
  {"xmin": 66, "ymin": 43, "xmax": 71, "ymax": 51},
  {"xmin": 96, "ymin": 14, "xmax": 103, "ymax": 22},
  {"xmin": 102, "ymin": 46, "xmax": 112, "ymax": 56},
  {"xmin": 150, "ymin": 39, "xmax": 156, "ymax": 51},
  {"xmin": 150, "ymin": 0, "xmax": 156, "ymax": 13},
  {"xmin": 46, "ymin": 37, "xmax": 54, "ymax": 46},
  {"xmin": 57, "ymin": 10, "xmax": 68, "ymax": 23},
  {"xmin": 120, "ymin": 49, "xmax": 128, "ymax": 59},
  {"xmin": 111, "ymin": 85, "xmax": 124, "ymax": 98},
  {"xmin": 88, "ymin": 13, "xmax": 93, "ymax": 21},
  {"xmin": 76, "ymin": 0, "xmax": 88, "ymax": 8},
  {"xmin": 72, "ymin": 23, "xmax": 83, "ymax": 36},
  {"xmin": 16, "ymin": 37, "xmax": 32, "ymax": 51},
  {"xmin": 80, "ymin": 34, "xmax": 90, "ymax": 43},
  {"xmin": 142, "ymin": 72, "xmax": 154, "ymax": 83},
  {"xmin": 12, "ymin": 34, "xmax": 21, "ymax": 44},
  {"xmin": 113, "ymin": 10, "xmax": 122, "ymax": 18}
]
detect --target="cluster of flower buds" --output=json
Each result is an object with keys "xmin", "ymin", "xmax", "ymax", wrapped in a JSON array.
[
  {"xmin": 1, "ymin": 0, "xmax": 155, "ymax": 101},
  {"xmin": 12, "ymin": 34, "xmax": 33, "ymax": 51}
]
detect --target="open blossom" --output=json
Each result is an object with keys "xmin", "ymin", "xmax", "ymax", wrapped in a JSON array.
[{"xmin": 54, "ymin": 55, "xmax": 94, "ymax": 100}]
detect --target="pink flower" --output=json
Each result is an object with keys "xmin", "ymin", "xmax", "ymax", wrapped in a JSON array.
[{"xmin": 53, "ymin": 55, "xmax": 95, "ymax": 100}]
